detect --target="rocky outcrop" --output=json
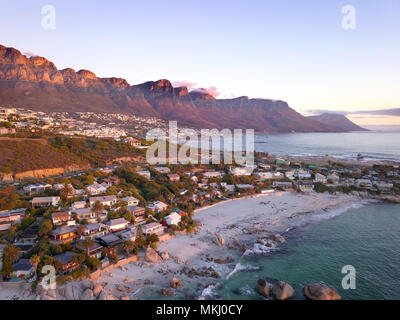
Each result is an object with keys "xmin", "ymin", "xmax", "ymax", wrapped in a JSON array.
[
  {"xmin": 272, "ymin": 281, "xmax": 295, "ymax": 300},
  {"xmin": 304, "ymin": 283, "xmax": 341, "ymax": 300},
  {"xmin": 160, "ymin": 252, "xmax": 169, "ymax": 260},
  {"xmin": 213, "ymin": 233, "xmax": 225, "ymax": 247},
  {"xmin": 145, "ymin": 247, "xmax": 162, "ymax": 263},
  {"xmin": 257, "ymin": 279, "xmax": 270, "ymax": 298},
  {"xmin": 171, "ymin": 275, "xmax": 183, "ymax": 289}
]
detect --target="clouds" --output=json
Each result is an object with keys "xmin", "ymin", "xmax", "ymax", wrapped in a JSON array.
[
  {"xmin": 24, "ymin": 51, "xmax": 38, "ymax": 57},
  {"xmin": 172, "ymin": 80, "xmax": 220, "ymax": 97}
]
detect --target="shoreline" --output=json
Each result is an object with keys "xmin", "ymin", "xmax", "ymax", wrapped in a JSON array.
[
  {"xmin": 71, "ymin": 192, "xmax": 373, "ymax": 300},
  {"xmin": 0, "ymin": 191, "xmax": 377, "ymax": 300}
]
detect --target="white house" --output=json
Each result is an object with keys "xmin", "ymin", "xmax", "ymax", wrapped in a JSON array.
[
  {"xmin": 230, "ymin": 167, "xmax": 251, "ymax": 176},
  {"xmin": 143, "ymin": 222, "xmax": 164, "ymax": 235},
  {"xmin": 154, "ymin": 167, "xmax": 171, "ymax": 174},
  {"xmin": 106, "ymin": 218, "xmax": 129, "ymax": 232},
  {"xmin": 164, "ymin": 212, "xmax": 181, "ymax": 226},
  {"xmin": 89, "ymin": 195, "xmax": 118, "ymax": 207},
  {"xmin": 203, "ymin": 171, "xmax": 223, "ymax": 178},
  {"xmin": 87, "ymin": 183, "xmax": 108, "ymax": 196},
  {"xmin": 314, "ymin": 173, "xmax": 328, "ymax": 184},
  {"xmin": 70, "ymin": 201, "xmax": 87, "ymax": 210},
  {"xmin": 32, "ymin": 196, "xmax": 60, "ymax": 208},
  {"xmin": 327, "ymin": 173, "xmax": 340, "ymax": 184},
  {"xmin": 121, "ymin": 196, "xmax": 139, "ymax": 206},
  {"xmin": 136, "ymin": 170, "xmax": 151, "ymax": 180},
  {"xmin": 148, "ymin": 201, "xmax": 168, "ymax": 214}
]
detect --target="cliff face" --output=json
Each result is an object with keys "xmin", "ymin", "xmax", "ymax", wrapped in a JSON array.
[
  {"xmin": 308, "ymin": 113, "xmax": 368, "ymax": 132},
  {"xmin": 0, "ymin": 44, "xmax": 346, "ymax": 133}
]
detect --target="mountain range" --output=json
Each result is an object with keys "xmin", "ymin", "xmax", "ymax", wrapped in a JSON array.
[{"xmin": 0, "ymin": 44, "xmax": 364, "ymax": 133}]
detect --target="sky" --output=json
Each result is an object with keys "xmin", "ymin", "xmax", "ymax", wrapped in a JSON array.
[{"xmin": 1, "ymin": 0, "xmax": 399, "ymax": 125}]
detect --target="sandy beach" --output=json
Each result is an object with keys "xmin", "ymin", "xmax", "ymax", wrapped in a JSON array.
[
  {"xmin": 92, "ymin": 191, "xmax": 367, "ymax": 300},
  {"xmin": 1, "ymin": 191, "xmax": 370, "ymax": 300}
]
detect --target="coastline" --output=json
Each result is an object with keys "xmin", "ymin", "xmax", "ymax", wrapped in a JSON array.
[
  {"xmin": 0, "ymin": 191, "xmax": 375, "ymax": 300},
  {"xmin": 61, "ymin": 192, "xmax": 374, "ymax": 300}
]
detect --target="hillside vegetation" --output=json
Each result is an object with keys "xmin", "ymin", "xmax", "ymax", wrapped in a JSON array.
[{"xmin": 0, "ymin": 136, "xmax": 145, "ymax": 174}]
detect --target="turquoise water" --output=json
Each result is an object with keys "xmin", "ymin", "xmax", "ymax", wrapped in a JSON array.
[{"xmin": 219, "ymin": 203, "xmax": 400, "ymax": 300}]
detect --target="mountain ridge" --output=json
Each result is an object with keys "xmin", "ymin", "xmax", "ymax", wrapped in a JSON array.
[
  {"xmin": 0, "ymin": 44, "xmax": 354, "ymax": 133},
  {"xmin": 308, "ymin": 113, "xmax": 368, "ymax": 131}
]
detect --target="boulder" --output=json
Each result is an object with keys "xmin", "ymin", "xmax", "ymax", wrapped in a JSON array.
[
  {"xmin": 171, "ymin": 275, "xmax": 183, "ymax": 288},
  {"xmin": 159, "ymin": 288, "xmax": 174, "ymax": 296},
  {"xmin": 93, "ymin": 284, "xmax": 104, "ymax": 297},
  {"xmin": 272, "ymin": 281, "xmax": 295, "ymax": 300},
  {"xmin": 81, "ymin": 279, "xmax": 95, "ymax": 290},
  {"xmin": 304, "ymin": 284, "xmax": 341, "ymax": 300},
  {"xmin": 145, "ymin": 247, "xmax": 162, "ymax": 263},
  {"xmin": 268, "ymin": 235, "xmax": 285, "ymax": 244},
  {"xmin": 81, "ymin": 289, "xmax": 94, "ymax": 300},
  {"xmin": 257, "ymin": 279, "xmax": 270, "ymax": 298},
  {"xmin": 214, "ymin": 233, "xmax": 225, "ymax": 246},
  {"xmin": 160, "ymin": 251, "xmax": 169, "ymax": 260}
]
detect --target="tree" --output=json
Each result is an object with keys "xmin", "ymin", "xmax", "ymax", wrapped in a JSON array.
[
  {"xmin": 60, "ymin": 185, "xmax": 74, "ymax": 201},
  {"xmin": 30, "ymin": 255, "xmax": 41, "ymax": 279},
  {"xmin": 91, "ymin": 201, "xmax": 104, "ymax": 217},
  {"xmin": 39, "ymin": 219, "xmax": 53, "ymax": 237},
  {"xmin": 4, "ymin": 244, "xmax": 20, "ymax": 264},
  {"xmin": 135, "ymin": 225, "xmax": 145, "ymax": 247},
  {"xmin": 76, "ymin": 225, "xmax": 85, "ymax": 238},
  {"xmin": 122, "ymin": 240, "xmax": 135, "ymax": 257},
  {"xmin": 82, "ymin": 238, "xmax": 94, "ymax": 256}
]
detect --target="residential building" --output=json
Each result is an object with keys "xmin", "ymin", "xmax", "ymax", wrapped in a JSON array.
[
  {"xmin": 121, "ymin": 196, "xmax": 139, "ymax": 206},
  {"xmin": 143, "ymin": 222, "xmax": 164, "ymax": 236},
  {"xmin": 167, "ymin": 174, "xmax": 180, "ymax": 182},
  {"xmin": 136, "ymin": 170, "xmax": 151, "ymax": 180},
  {"xmin": 230, "ymin": 167, "xmax": 251, "ymax": 176},
  {"xmin": 53, "ymin": 251, "xmax": 80, "ymax": 272},
  {"xmin": 148, "ymin": 201, "xmax": 168, "ymax": 214},
  {"xmin": 203, "ymin": 171, "xmax": 223, "ymax": 178},
  {"xmin": 11, "ymin": 259, "xmax": 34, "ymax": 278},
  {"xmin": 272, "ymin": 181, "xmax": 294, "ymax": 190},
  {"xmin": 297, "ymin": 181, "xmax": 315, "ymax": 193},
  {"xmin": 97, "ymin": 234, "xmax": 122, "ymax": 254},
  {"xmin": 126, "ymin": 205, "xmax": 146, "ymax": 221},
  {"xmin": 106, "ymin": 218, "xmax": 129, "ymax": 232},
  {"xmin": 89, "ymin": 195, "xmax": 118, "ymax": 207},
  {"xmin": 123, "ymin": 136, "xmax": 141, "ymax": 147},
  {"xmin": 87, "ymin": 183, "xmax": 108, "ymax": 195},
  {"xmin": 32, "ymin": 196, "xmax": 60, "ymax": 208},
  {"xmin": 154, "ymin": 167, "xmax": 171, "ymax": 174},
  {"xmin": 51, "ymin": 212, "xmax": 74, "ymax": 226},
  {"xmin": 82, "ymin": 223, "xmax": 107, "ymax": 239},
  {"xmin": 23, "ymin": 183, "xmax": 52, "ymax": 195},
  {"xmin": 70, "ymin": 201, "xmax": 87, "ymax": 210},
  {"xmin": 49, "ymin": 226, "xmax": 77, "ymax": 244},
  {"xmin": 314, "ymin": 173, "xmax": 328, "ymax": 184},
  {"xmin": 164, "ymin": 212, "xmax": 181, "ymax": 226}
]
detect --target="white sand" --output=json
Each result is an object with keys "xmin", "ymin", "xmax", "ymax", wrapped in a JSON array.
[
  {"xmin": 1, "ymin": 191, "xmax": 367, "ymax": 300},
  {"xmin": 97, "ymin": 191, "xmax": 366, "ymax": 299}
]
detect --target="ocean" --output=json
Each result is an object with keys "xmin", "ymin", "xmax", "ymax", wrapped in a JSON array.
[
  {"xmin": 254, "ymin": 130, "xmax": 400, "ymax": 161},
  {"xmin": 218, "ymin": 203, "xmax": 400, "ymax": 300}
]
